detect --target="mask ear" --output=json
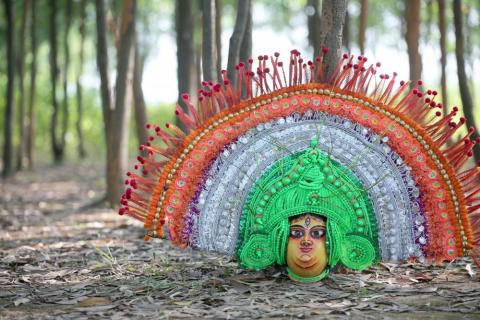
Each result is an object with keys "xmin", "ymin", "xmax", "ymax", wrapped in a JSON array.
[
  {"xmin": 239, "ymin": 234, "xmax": 275, "ymax": 270},
  {"xmin": 339, "ymin": 235, "xmax": 376, "ymax": 270}
]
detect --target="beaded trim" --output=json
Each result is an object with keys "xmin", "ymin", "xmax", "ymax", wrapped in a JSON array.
[
  {"xmin": 153, "ymin": 85, "xmax": 470, "ymax": 257},
  {"xmin": 190, "ymin": 112, "xmax": 425, "ymax": 261}
]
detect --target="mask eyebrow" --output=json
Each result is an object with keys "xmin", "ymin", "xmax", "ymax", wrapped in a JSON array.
[{"xmin": 290, "ymin": 225, "xmax": 305, "ymax": 229}]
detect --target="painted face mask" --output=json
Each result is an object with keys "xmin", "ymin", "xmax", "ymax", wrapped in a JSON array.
[
  {"xmin": 287, "ymin": 214, "xmax": 328, "ymax": 280},
  {"xmin": 120, "ymin": 50, "xmax": 480, "ymax": 281}
]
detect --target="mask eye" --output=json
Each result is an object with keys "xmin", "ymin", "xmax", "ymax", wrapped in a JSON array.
[
  {"xmin": 290, "ymin": 228, "xmax": 304, "ymax": 239},
  {"xmin": 310, "ymin": 228, "xmax": 325, "ymax": 239}
]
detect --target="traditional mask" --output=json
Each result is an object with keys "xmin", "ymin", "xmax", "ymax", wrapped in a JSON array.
[{"xmin": 287, "ymin": 214, "xmax": 328, "ymax": 280}]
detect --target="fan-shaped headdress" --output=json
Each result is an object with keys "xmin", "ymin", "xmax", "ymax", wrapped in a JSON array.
[{"xmin": 120, "ymin": 50, "xmax": 480, "ymax": 277}]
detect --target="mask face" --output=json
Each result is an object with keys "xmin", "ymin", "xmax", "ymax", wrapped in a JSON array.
[{"xmin": 286, "ymin": 214, "xmax": 328, "ymax": 279}]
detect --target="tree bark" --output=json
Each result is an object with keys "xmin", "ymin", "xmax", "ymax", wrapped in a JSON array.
[
  {"xmin": 16, "ymin": 0, "xmax": 30, "ymax": 171},
  {"xmin": 26, "ymin": 0, "xmax": 37, "ymax": 170},
  {"xmin": 438, "ymin": 0, "xmax": 448, "ymax": 111},
  {"xmin": 307, "ymin": 0, "xmax": 322, "ymax": 57},
  {"xmin": 239, "ymin": 0, "xmax": 252, "ymax": 64},
  {"xmin": 319, "ymin": 0, "xmax": 347, "ymax": 80},
  {"xmin": 358, "ymin": 0, "xmax": 368, "ymax": 54},
  {"xmin": 453, "ymin": 0, "xmax": 480, "ymax": 162},
  {"xmin": 202, "ymin": 0, "xmax": 217, "ymax": 82},
  {"xmin": 342, "ymin": 2, "xmax": 350, "ymax": 51},
  {"xmin": 215, "ymin": 0, "xmax": 222, "ymax": 78},
  {"xmin": 106, "ymin": 0, "xmax": 136, "ymax": 206},
  {"xmin": 133, "ymin": 42, "xmax": 148, "ymax": 153},
  {"xmin": 95, "ymin": 0, "xmax": 113, "ymax": 135},
  {"xmin": 2, "ymin": 0, "xmax": 15, "ymax": 178},
  {"xmin": 49, "ymin": 0, "xmax": 63, "ymax": 163},
  {"xmin": 226, "ymin": 0, "xmax": 251, "ymax": 88},
  {"xmin": 76, "ymin": 0, "xmax": 87, "ymax": 158},
  {"xmin": 175, "ymin": 0, "xmax": 196, "ymax": 116},
  {"xmin": 405, "ymin": 0, "xmax": 422, "ymax": 83},
  {"xmin": 59, "ymin": 0, "xmax": 73, "ymax": 162}
]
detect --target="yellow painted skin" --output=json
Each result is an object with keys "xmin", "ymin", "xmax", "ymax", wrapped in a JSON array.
[{"xmin": 286, "ymin": 214, "xmax": 328, "ymax": 279}]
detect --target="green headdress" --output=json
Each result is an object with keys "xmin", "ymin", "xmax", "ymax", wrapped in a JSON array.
[{"xmin": 237, "ymin": 138, "xmax": 379, "ymax": 279}]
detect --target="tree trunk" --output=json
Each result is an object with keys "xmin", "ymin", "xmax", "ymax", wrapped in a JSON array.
[
  {"xmin": 107, "ymin": 0, "xmax": 136, "ymax": 206},
  {"xmin": 342, "ymin": 2, "xmax": 350, "ymax": 51},
  {"xmin": 215, "ymin": 0, "xmax": 222, "ymax": 78},
  {"xmin": 453, "ymin": 0, "xmax": 480, "ymax": 162},
  {"xmin": 438, "ymin": 0, "xmax": 448, "ymax": 111},
  {"xmin": 26, "ymin": 0, "xmax": 37, "ymax": 170},
  {"xmin": 239, "ymin": 0, "xmax": 252, "ymax": 64},
  {"xmin": 16, "ymin": 0, "xmax": 30, "ymax": 171},
  {"xmin": 133, "ymin": 42, "xmax": 148, "ymax": 153},
  {"xmin": 175, "ymin": 0, "xmax": 196, "ymax": 116},
  {"xmin": 49, "ymin": 0, "xmax": 63, "ymax": 163},
  {"xmin": 226, "ymin": 0, "xmax": 251, "ymax": 88},
  {"xmin": 2, "ymin": 0, "xmax": 15, "ymax": 178},
  {"xmin": 76, "ymin": 0, "xmax": 87, "ymax": 158},
  {"xmin": 202, "ymin": 0, "xmax": 217, "ymax": 82},
  {"xmin": 95, "ymin": 0, "xmax": 113, "ymax": 135},
  {"xmin": 307, "ymin": 0, "xmax": 322, "ymax": 57},
  {"xmin": 405, "ymin": 0, "xmax": 422, "ymax": 83},
  {"xmin": 59, "ymin": 0, "xmax": 73, "ymax": 162},
  {"xmin": 358, "ymin": 0, "xmax": 368, "ymax": 54},
  {"xmin": 319, "ymin": 0, "xmax": 347, "ymax": 80}
]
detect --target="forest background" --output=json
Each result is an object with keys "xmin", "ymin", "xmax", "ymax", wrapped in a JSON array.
[{"xmin": 1, "ymin": 0, "xmax": 479, "ymax": 207}]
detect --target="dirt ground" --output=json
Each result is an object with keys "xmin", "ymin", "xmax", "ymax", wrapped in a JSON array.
[{"xmin": 1, "ymin": 162, "xmax": 479, "ymax": 319}]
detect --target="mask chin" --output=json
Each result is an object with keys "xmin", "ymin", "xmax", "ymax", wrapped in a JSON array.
[{"xmin": 287, "ymin": 267, "xmax": 330, "ymax": 282}]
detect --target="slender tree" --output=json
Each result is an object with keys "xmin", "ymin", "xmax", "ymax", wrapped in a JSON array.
[
  {"xmin": 16, "ymin": 0, "xmax": 30, "ymax": 170},
  {"xmin": 49, "ymin": 0, "xmax": 63, "ymax": 163},
  {"xmin": 202, "ymin": 0, "xmax": 218, "ymax": 82},
  {"xmin": 176, "ymin": 0, "xmax": 197, "ymax": 116},
  {"xmin": 227, "ymin": 0, "xmax": 251, "ymax": 88},
  {"xmin": 343, "ymin": 2, "xmax": 350, "ymax": 51},
  {"xmin": 453, "ymin": 0, "xmax": 480, "ymax": 161},
  {"xmin": 438, "ymin": 0, "xmax": 448, "ymax": 111},
  {"xmin": 132, "ymin": 41, "xmax": 148, "ymax": 153},
  {"xmin": 76, "ymin": 0, "xmax": 87, "ymax": 158},
  {"xmin": 405, "ymin": 0, "xmax": 422, "ymax": 83},
  {"xmin": 2, "ymin": 0, "xmax": 15, "ymax": 178},
  {"xmin": 358, "ymin": 0, "xmax": 368, "ymax": 54},
  {"xmin": 215, "ymin": 0, "xmax": 222, "ymax": 77},
  {"xmin": 307, "ymin": 0, "xmax": 322, "ymax": 56},
  {"xmin": 239, "ymin": 0, "xmax": 252, "ymax": 65},
  {"xmin": 95, "ymin": 0, "xmax": 136, "ymax": 206},
  {"xmin": 26, "ymin": 0, "xmax": 37, "ymax": 170},
  {"xmin": 319, "ymin": 0, "xmax": 347, "ymax": 79},
  {"xmin": 59, "ymin": 0, "xmax": 73, "ymax": 162}
]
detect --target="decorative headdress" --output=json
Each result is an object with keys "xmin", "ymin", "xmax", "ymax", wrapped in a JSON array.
[{"xmin": 120, "ymin": 50, "xmax": 480, "ymax": 277}]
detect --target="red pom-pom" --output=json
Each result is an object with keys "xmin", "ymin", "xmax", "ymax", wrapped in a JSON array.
[
  {"xmin": 274, "ymin": 52, "xmax": 280, "ymax": 57},
  {"xmin": 322, "ymin": 47, "xmax": 328, "ymax": 54},
  {"xmin": 165, "ymin": 123, "xmax": 170, "ymax": 129},
  {"xmin": 343, "ymin": 53, "xmax": 349, "ymax": 59},
  {"xmin": 145, "ymin": 123, "xmax": 151, "ymax": 129},
  {"xmin": 417, "ymin": 80, "xmax": 423, "ymax": 85},
  {"xmin": 400, "ymin": 80, "xmax": 405, "ymax": 86},
  {"xmin": 181, "ymin": 94, "xmax": 189, "ymax": 100}
]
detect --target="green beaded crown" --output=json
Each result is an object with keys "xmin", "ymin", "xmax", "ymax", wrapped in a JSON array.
[{"xmin": 237, "ymin": 138, "xmax": 380, "ymax": 276}]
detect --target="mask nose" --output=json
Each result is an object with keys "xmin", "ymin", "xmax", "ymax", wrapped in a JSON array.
[{"xmin": 300, "ymin": 236, "xmax": 312, "ymax": 247}]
